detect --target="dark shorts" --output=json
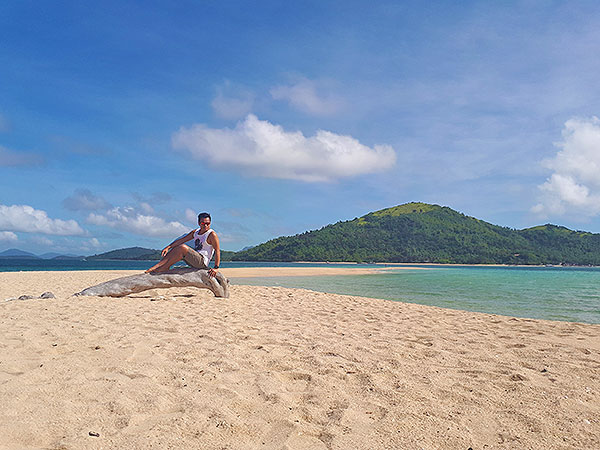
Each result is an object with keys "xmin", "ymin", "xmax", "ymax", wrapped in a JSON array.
[{"xmin": 182, "ymin": 246, "xmax": 208, "ymax": 269}]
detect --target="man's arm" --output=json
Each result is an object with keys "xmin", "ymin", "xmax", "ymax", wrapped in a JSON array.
[
  {"xmin": 207, "ymin": 231, "xmax": 220, "ymax": 276},
  {"xmin": 161, "ymin": 230, "xmax": 195, "ymax": 257}
]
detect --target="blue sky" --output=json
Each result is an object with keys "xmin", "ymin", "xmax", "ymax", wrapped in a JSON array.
[{"xmin": 1, "ymin": 1, "xmax": 600, "ymax": 254}]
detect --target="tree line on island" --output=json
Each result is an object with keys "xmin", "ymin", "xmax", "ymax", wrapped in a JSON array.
[{"xmin": 84, "ymin": 202, "xmax": 600, "ymax": 265}]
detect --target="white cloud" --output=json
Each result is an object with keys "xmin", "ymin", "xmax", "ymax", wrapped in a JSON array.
[
  {"xmin": 533, "ymin": 117, "xmax": 600, "ymax": 217},
  {"xmin": 0, "ymin": 145, "xmax": 43, "ymax": 167},
  {"xmin": 0, "ymin": 231, "xmax": 18, "ymax": 242},
  {"xmin": 87, "ymin": 207, "xmax": 189, "ymax": 237},
  {"xmin": 172, "ymin": 114, "xmax": 396, "ymax": 182},
  {"xmin": 185, "ymin": 208, "xmax": 198, "ymax": 223},
  {"xmin": 63, "ymin": 189, "xmax": 112, "ymax": 211},
  {"xmin": 211, "ymin": 83, "xmax": 255, "ymax": 119},
  {"xmin": 89, "ymin": 237, "xmax": 101, "ymax": 248},
  {"xmin": 138, "ymin": 202, "xmax": 154, "ymax": 214},
  {"xmin": 79, "ymin": 237, "xmax": 102, "ymax": 252},
  {"xmin": 0, "ymin": 204, "xmax": 85, "ymax": 236},
  {"xmin": 270, "ymin": 78, "xmax": 343, "ymax": 116}
]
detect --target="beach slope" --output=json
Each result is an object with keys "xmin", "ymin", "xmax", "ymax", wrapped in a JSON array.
[{"xmin": 1, "ymin": 270, "xmax": 599, "ymax": 449}]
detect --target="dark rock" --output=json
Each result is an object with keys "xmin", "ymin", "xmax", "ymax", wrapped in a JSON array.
[{"xmin": 40, "ymin": 292, "xmax": 55, "ymax": 299}]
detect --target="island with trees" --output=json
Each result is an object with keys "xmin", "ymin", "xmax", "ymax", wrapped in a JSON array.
[{"xmin": 83, "ymin": 203, "xmax": 600, "ymax": 266}]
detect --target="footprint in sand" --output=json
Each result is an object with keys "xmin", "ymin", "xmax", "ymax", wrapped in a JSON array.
[
  {"xmin": 262, "ymin": 420, "xmax": 297, "ymax": 447},
  {"xmin": 121, "ymin": 410, "xmax": 184, "ymax": 435},
  {"xmin": 510, "ymin": 373, "xmax": 528, "ymax": 382},
  {"xmin": 507, "ymin": 343, "xmax": 527, "ymax": 349}
]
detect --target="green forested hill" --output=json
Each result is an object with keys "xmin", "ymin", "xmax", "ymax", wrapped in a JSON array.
[{"xmin": 232, "ymin": 202, "xmax": 600, "ymax": 265}]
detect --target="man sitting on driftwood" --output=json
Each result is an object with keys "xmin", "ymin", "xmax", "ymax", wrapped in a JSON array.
[
  {"xmin": 146, "ymin": 212, "xmax": 221, "ymax": 276},
  {"xmin": 76, "ymin": 212, "xmax": 228, "ymax": 298},
  {"xmin": 75, "ymin": 213, "xmax": 229, "ymax": 297}
]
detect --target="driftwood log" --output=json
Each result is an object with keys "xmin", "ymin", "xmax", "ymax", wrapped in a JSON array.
[{"xmin": 75, "ymin": 268, "xmax": 229, "ymax": 298}]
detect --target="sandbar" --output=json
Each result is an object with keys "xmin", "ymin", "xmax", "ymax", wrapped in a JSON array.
[
  {"xmin": 0, "ymin": 270, "xmax": 598, "ymax": 449},
  {"xmin": 221, "ymin": 265, "xmax": 422, "ymax": 278}
]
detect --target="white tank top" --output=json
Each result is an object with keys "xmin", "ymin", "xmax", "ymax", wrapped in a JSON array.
[{"xmin": 193, "ymin": 228, "xmax": 214, "ymax": 266}]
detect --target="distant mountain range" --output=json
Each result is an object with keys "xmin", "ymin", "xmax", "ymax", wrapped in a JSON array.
[
  {"xmin": 86, "ymin": 247, "xmax": 162, "ymax": 261},
  {"xmin": 0, "ymin": 249, "xmax": 36, "ymax": 258},
  {"xmin": 0, "ymin": 249, "xmax": 85, "ymax": 260},
  {"xmin": 4, "ymin": 202, "xmax": 600, "ymax": 265}
]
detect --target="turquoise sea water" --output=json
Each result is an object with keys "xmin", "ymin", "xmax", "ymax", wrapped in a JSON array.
[
  {"xmin": 232, "ymin": 266, "xmax": 600, "ymax": 324},
  {"xmin": 1, "ymin": 259, "xmax": 599, "ymax": 324}
]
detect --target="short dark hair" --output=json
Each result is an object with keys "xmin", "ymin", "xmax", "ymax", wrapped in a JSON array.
[{"xmin": 198, "ymin": 212, "xmax": 211, "ymax": 222}]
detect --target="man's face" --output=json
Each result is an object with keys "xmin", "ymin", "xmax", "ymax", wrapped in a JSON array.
[{"xmin": 198, "ymin": 218, "xmax": 211, "ymax": 230}]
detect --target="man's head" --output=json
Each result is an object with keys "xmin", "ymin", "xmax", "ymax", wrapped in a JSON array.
[{"xmin": 198, "ymin": 212, "xmax": 211, "ymax": 229}]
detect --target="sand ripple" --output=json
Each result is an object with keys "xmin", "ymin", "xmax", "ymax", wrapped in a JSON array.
[{"xmin": 0, "ymin": 270, "xmax": 599, "ymax": 449}]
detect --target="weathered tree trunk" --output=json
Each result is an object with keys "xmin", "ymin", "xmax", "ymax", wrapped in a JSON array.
[{"xmin": 75, "ymin": 268, "xmax": 229, "ymax": 298}]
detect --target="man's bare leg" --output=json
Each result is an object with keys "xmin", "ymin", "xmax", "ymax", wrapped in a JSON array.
[{"xmin": 145, "ymin": 245, "xmax": 189, "ymax": 273}]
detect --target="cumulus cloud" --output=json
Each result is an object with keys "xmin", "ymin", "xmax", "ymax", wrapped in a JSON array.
[
  {"xmin": 89, "ymin": 237, "xmax": 101, "ymax": 248},
  {"xmin": 172, "ymin": 114, "xmax": 396, "ymax": 182},
  {"xmin": 0, "ymin": 231, "xmax": 18, "ymax": 242},
  {"xmin": 270, "ymin": 78, "xmax": 343, "ymax": 116},
  {"xmin": 185, "ymin": 208, "xmax": 198, "ymax": 223},
  {"xmin": 87, "ymin": 207, "xmax": 189, "ymax": 237},
  {"xmin": 78, "ymin": 237, "xmax": 103, "ymax": 252},
  {"xmin": 137, "ymin": 202, "xmax": 154, "ymax": 215},
  {"xmin": 63, "ymin": 189, "xmax": 112, "ymax": 211},
  {"xmin": 533, "ymin": 117, "xmax": 600, "ymax": 217},
  {"xmin": 0, "ymin": 145, "xmax": 43, "ymax": 167},
  {"xmin": 0, "ymin": 204, "xmax": 85, "ymax": 236}
]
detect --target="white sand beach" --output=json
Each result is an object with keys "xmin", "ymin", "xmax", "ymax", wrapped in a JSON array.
[{"xmin": 1, "ymin": 270, "xmax": 599, "ymax": 449}]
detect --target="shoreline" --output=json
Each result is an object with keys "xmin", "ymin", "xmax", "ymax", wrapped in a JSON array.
[
  {"xmin": 0, "ymin": 266, "xmax": 423, "ymax": 278},
  {"xmin": 0, "ymin": 270, "xmax": 598, "ymax": 448},
  {"xmin": 3, "ymin": 261, "xmax": 592, "ymax": 267},
  {"xmin": 223, "ymin": 265, "xmax": 424, "ymax": 277}
]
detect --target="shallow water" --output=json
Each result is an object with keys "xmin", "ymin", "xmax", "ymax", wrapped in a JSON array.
[{"xmin": 232, "ymin": 265, "xmax": 600, "ymax": 324}]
